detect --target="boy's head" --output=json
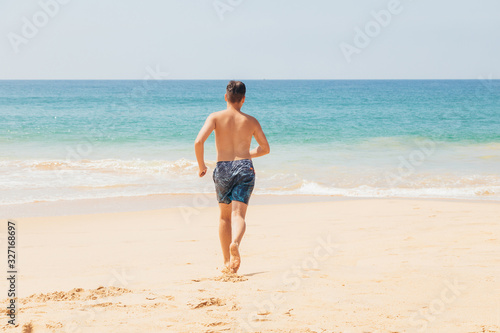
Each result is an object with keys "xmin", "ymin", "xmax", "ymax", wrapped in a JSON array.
[{"xmin": 225, "ymin": 80, "xmax": 246, "ymax": 106}]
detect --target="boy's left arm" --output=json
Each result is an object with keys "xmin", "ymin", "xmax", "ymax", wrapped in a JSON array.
[{"xmin": 194, "ymin": 114, "xmax": 215, "ymax": 177}]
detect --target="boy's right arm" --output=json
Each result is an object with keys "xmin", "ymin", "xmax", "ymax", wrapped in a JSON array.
[
  {"xmin": 194, "ymin": 113, "xmax": 216, "ymax": 177},
  {"xmin": 250, "ymin": 120, "xmax": 270, "ymax": 158}
]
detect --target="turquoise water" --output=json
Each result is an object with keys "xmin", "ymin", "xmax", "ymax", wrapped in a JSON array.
[{"xmin": 1, "ymin": 80, "xmax": 499, "ymax": 204}]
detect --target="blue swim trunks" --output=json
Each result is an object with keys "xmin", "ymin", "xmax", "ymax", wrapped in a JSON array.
[{"xmin": 213, "ymin": 159, "xmax": 255, "ymax": 205}]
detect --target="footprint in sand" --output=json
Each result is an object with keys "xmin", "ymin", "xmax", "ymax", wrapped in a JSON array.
[
  {"xmin": 22, "ymin": 322, "xmax": 34, "ymax": 333},
  {"xmin": 45, "ymin": 322, "xmax": 63, "ymax": 329},
  {"xmin": 230, "ymin": 303, "xmax": 241, "ymax": 311},
  {"xmin": 188, "ymin": 297, "xmax": 226, "ymax": 309},
  {"xmin": 20, "ymin": 286, "xmax": 133, "ymax": 303},
  {"xmin": 213, "ymin": 267, "xmax": 248, "ymax": 283},
  {"xmin": 205, "ymin": 321, "xmax": 229, "ymax": 327}
]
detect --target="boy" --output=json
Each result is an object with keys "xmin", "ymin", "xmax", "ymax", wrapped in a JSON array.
[{"xmin": 194, "ymin": 81, "xmax": 270, "ymax": 273}]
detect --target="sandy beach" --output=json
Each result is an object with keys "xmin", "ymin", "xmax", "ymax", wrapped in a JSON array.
[
  {"xmin": 2, "ymin": 0, "xmax": 499, "ymax": 331},
  {"xmin": 1, "ymin": 197, "xmax": 499, "ymax": 332}
]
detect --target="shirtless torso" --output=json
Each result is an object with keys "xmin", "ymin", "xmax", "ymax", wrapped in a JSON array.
[
  {"xmin": 194, "ymin": 81, "xmax": 270, "ymax": 274},
  {"xmin": 214, "ymin": 108, "xmax": 268, "ymax": 161},
  {"xmin": 195, "ymin": 106, "xmax": 270, "ymax": 174}
]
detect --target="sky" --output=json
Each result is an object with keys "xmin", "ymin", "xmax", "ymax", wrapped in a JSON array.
[{"xmin": 0, "ymin": 0, "xmax": 499, "ymax": 80}]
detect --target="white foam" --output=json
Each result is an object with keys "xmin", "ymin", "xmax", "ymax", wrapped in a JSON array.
[{"xmin": 1, "ymin": 157, "xmax": 499, "ymax": 205}]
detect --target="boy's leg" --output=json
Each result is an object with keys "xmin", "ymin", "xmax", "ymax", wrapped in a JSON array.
[
  {"xmin": 218, "ymin": 203, "xmax": 232, "ymax": 268},
  {"xmin": 229, "ymin": 201, "xmax": 248, "ymax": 273}
]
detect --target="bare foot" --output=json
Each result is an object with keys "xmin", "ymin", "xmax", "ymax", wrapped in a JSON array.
[
  {"xmin": 221, "ymin": 262, "xmax": 231, "ymax": 274},
  {"xmin": 229, "ymin": 242, "xmax": 241, "ymax": 273}
]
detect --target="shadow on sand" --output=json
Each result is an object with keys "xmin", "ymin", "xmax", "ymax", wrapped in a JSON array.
[{"xmin": 242, "ymin": 271, "xmax": 268, "ymax": 277}]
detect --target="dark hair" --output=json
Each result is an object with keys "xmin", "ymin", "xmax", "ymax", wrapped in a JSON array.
[{"xmin": 226, "ymin": 80, "xmax": 246, "ymax": 104}]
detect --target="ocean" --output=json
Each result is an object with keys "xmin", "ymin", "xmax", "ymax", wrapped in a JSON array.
[{"xmin": 1, "ymin": 79, "xmax": 499, "ymax": 205}]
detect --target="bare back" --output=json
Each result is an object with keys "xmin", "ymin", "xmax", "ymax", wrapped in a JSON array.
[
  {"xmin": 213, "ymin": 109, "xmax": 256, "ymax": 161},
  {"xmin": 195, "ymin": 104, "xmax": 269, "ymax": 171}
]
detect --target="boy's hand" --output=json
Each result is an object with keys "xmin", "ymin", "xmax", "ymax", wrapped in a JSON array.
[{"xmin": 198, "ymin": 165, "xmax": 207, "ymax": 177}]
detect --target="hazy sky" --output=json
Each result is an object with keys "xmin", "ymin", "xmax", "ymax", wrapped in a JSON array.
[{"xmin": 1, "ymin": 0, "xmax": 499, "ymax": 79}]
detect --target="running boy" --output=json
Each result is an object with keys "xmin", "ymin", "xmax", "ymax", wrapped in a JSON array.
[{"xmin": 194, "ymin": 81, "xmax": 270, "ymax": 273}]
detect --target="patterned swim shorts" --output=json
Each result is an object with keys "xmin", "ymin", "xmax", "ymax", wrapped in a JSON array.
[{"xmin": 213, "ymin": 159, "xmax": 255, "ymax": 205}]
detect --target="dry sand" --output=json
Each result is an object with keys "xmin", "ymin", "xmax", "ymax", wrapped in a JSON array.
[{"xmin": 1, "ymin": 198, "xmax": 499, "ymax": 332}]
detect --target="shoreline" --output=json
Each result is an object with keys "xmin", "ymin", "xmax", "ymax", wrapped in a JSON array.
[
  {"xmin": 3, "ymin": 193, "xmax": 500, "ymax": 219},
  {"xmin": 2, "ymin": 193, "xmax": 500, "ymax": 219}
]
